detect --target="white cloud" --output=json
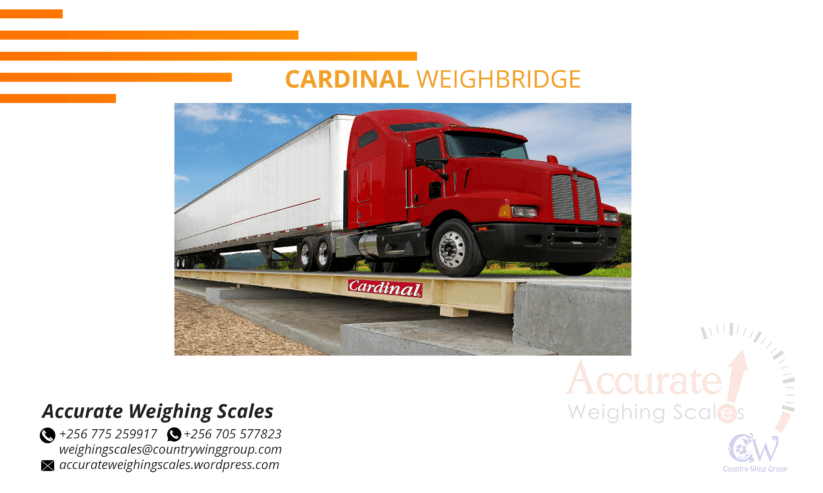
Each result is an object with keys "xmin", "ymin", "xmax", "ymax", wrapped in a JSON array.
[
  {"xmin": 176, "ymin": 103, "xmax": 244, "ymax": 122},
  {"xmin": 174, "ymin": 174, "xmax": 188, "ymax": 181},
  {"xmin": 247, "ymin": 107, "xmax": 290, "ymax": 125},
  {"xmin": 176, "ymin": 104, "xmax": 296, "ymax": 132},
  {"xmin": 175, "ymin": 104, "xmax": 247, "ymax": 133},
  {"xmin": 291, "ymin": 114, "xmax": 311, "ymax": 129},
  {"xmin": 189, "ymin": 122, "xmax": 219, "ymax": 134}
]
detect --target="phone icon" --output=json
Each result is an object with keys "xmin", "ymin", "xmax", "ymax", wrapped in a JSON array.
[
  {"xmin": 167, "ymin": 427, "xmax": 182, "ymax": 442},
  {"xmin": 40, "ymin": 428, "xmax": 55, "ymax": 443}
]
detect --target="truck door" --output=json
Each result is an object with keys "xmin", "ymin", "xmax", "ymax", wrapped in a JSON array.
[
  {"xmin": 355, "ymin": 162, "xmax": 372, "ymax": 224},
  {"xmin": 408, "ymin": 136, "xmax": 445, "ymax": 221}
]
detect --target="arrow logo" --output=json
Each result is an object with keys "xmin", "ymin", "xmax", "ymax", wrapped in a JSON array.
[{"xmin": 727, "ymin": 350, "xmax": 748, "ymax": 403}]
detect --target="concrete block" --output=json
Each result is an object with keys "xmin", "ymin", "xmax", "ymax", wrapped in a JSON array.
[
  {"xmin": 219, "ymin": 299, "xmax": 341, "ymax": 355},
  {"xmin": 205, "ymin": 287, "xmax": 330, "ymax": 306},
  {"xmin": 341, "ymin": 319, "xmax": 555, "ymax": 356},
  {"xmin": 440, "ymin": 306, "xmax": 469, "ymax": 317},
  {"xmin": 512, "ymin": 281, "xmax": 631, "ymax": 355}
]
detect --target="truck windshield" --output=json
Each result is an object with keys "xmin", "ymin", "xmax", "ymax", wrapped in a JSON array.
[{"xmin": 444, "ymin": 132, "xmax": 528, "ymax": 159}]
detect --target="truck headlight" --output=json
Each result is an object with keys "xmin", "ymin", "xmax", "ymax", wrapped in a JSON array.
[
  {"xmin": 604, "ymin": 212, "xmax": 619, "ymax": 222},
  {"xmin": 511, "ymin": 206, "xmax": 539, "ymax": 218}
]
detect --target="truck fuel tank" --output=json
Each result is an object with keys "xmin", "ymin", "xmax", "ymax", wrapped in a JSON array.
[{"xmin": 358, "ymin": 233, "xmax": 380, "ymax": 259}]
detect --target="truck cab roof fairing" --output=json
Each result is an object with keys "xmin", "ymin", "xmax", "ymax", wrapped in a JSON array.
[
  {"xmin": 357, "ymin": 109, "xmax": 466, "ymax": 128},
  {"xmin": 348, "ymin": 109, "xmax": 467, "ymax": 168}
]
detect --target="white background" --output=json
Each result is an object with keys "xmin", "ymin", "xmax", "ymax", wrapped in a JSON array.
[{"xmin": 1, "ymin": 0, "xmax": 820, "ymax": 489}]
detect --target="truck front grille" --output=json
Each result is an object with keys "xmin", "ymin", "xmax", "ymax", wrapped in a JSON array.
[
  {"xmin": 551, "ymin": 174, "xmax": 601, "ymax": 221},
  {"xmin": 551, "ymin": 175, "xmax": 575, "ymax": 220},
  {"xmin": 577, "ymin": 177, "xmax": 599, "ymax": 221}
]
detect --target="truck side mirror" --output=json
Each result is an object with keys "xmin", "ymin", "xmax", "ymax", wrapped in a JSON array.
[{"xmin": 401, "ymin": 142, "xmax": 416, "ymax": 170}]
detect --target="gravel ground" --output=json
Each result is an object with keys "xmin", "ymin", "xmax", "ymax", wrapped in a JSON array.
[{"xmin": 174, "ymin": 292, "xmax": 326, "ymax": 356}]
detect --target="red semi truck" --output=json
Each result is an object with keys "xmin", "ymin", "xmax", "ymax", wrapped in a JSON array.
[{"xmin": 175, "ymin": 109, "xmax": 621, "ymax": 277}]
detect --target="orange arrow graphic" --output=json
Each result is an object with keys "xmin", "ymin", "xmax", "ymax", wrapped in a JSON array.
[{"xmin": 727, "ymin": 350, "xmax": 748, "ymax": 403}]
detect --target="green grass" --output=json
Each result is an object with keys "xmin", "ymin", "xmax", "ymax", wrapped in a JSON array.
[
  {"xmin": 479, "ymin": 267, "xmax": 631, "ymax": 277},
  {"xmin": 246, "ymin": 257, "xmax": 631, "ymax": 277},
  {"xmin": 353, "ymin": 266, "xmax": 631, "ymax": 277}
]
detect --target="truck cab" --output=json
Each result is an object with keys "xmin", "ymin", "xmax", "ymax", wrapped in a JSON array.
[{"xmin": 344, "ymin": 109, "xmax": 621, "ymax": 277}]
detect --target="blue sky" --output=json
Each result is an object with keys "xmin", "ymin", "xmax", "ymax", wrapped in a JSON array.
[{"xmin": 175, "ymin": 103, "xmax": 631, "ymax": 213}]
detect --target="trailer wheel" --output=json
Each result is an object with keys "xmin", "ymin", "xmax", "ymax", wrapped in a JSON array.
[
  {"xmin": 175, "ymin": 257, "xmax": 181, "ymax": 269},
  {"xmin": 551, "ymin": 262, "xmax": 597, "ymax": 276},
  {"xmin": 315, "ymin": 235, "xmax": 333, "ymax": 272},
  {"xmin": 298, "ymin": 237, "xmax": 319, "ymax": 271},
  {"xmin": 432, "ymin": 219, "xmax": 485, "ymax": 278}
]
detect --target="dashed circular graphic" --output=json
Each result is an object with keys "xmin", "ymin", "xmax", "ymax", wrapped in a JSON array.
[{"xmin": 701, "ymin": 323, "xmax": 794, "ymax": 432}]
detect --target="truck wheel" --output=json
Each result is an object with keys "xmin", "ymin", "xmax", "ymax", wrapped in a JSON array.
[
  {"xmin": 298, "ymin": 237, "xmax": 319, "ymax": 271},
  {"xmin": 175, "ymin": 257, "xmax": 181, "ymax": 269},
  {"xmin": 315, "ymin": 235, "xmax": 333, "ymax": 272},
  {"xmin": 432, "ymin": 219, "xmax": 485, "ymax": 278},
  {"xmin": 551, "ymin": 262, "xmax": 597, "ymax": 276},
  {"xmin": 331, "ymin": 257, "xmax": 357, "ymax": 272},
  {"xmin": 218, "ymin": 256, "xmax": 226, "ymax": 269},
  {"xmin": 367, "ymin": 260, "xmax": 383, "ymax": 273},
  {"xmin": 381, "ymin": 261, "xmax": 401, "ymax": 273}
]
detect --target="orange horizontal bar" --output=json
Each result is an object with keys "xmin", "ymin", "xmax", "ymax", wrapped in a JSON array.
[
  {"xmin": 0, "ymin": 51, "xmax": 417, "ymax": 61},
  {"xmin": 0, "ymin": 9, "xmax": 62, "ymax": 18},
  {"xmin": 0, "ymin": 94, "xmax": 116, "ymax": 103},
  {"xmin": 0, "ymin": 73, "xmax": 232, "ymax": 82},
  {"xmin": 0, "ymin": 30, "xmax": 299, "ymax": 40}
]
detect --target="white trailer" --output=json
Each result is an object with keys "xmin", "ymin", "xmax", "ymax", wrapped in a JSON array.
[{"xmin": 175, "ymin": 114, "xmax": 355, "ymax": 268}]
